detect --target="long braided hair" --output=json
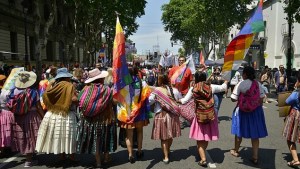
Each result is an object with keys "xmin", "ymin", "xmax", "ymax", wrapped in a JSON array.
[
  {"xmin": 129, "ymin": 65, "xmax": 143, "ymax": 103},
  {"xmin": 157, "ymin": 73, "xmax": 176, "ymax": 100}
]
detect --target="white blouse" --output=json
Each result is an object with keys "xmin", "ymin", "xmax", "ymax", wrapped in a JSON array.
[
  {"xmin": 179, "ymin": 83, "xmax": 228, "ymax": 104},
  {"xmin": 231, "ymin": 79, "xmax": 265, "ymax": 100},
  {"xmin": 149, "ymin": 86, "xmax": 182, "ymax": 113}
]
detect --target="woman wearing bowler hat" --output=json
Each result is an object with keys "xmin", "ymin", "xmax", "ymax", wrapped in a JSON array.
[
  {"xmin": 35, "ymin": 68, "xmax": 78, "ymax": 165},
  {"xmin": 77, "ymin": 68, "xmax": 117, "ymax": 168},
  {"xmin": 8, "ymin": 71, "xmax": 44, "ymax": 167}
]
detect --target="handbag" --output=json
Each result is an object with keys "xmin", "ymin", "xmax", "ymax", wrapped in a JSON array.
[{"xmin": 277, "ymin": 91, "xmax": 292, "ymax": 117}]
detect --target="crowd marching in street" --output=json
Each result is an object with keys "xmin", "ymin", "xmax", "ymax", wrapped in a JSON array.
[{"xmin": 0, "ymin": 56, "xmax": 299, "ymax": 168}]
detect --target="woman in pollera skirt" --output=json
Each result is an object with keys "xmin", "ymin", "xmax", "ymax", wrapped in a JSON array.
[
  {"xmin": 9, "ymin": 71, "xmax": 44, "ymax": 167},
  {"xmin": 35, "ymin": 68, "xmax": 78, "ymax": 165}
]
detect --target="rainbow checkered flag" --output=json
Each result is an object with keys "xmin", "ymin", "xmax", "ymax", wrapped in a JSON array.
[{"xmin": 222, "ymin": 0, "xmax": 264, "ymax": 80}]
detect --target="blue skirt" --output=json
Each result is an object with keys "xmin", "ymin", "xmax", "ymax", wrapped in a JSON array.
[{"xmin": 231, "ymin": 106, "xmax": 268, "ymax": 139}]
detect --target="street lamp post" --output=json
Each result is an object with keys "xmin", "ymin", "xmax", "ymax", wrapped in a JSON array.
[{"xmin": 22, "ymin": 0, "xmax": 29, "ymax": 70}]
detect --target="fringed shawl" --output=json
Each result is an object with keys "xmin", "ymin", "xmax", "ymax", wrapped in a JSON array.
[{"xmin": 42, "ymin": 81, "xmax": 74, "ymax": 116}]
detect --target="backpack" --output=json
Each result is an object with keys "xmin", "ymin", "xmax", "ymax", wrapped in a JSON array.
[
  {"xmin": 193, "ymin": 82, "xmax": 215, "ymax": 124},
  {"xmin": 238, "ymin": 80, "xmax": 261, "ymax": 112},
  {"xmin": 7, "ymin": 88, "xmax": 37, "ymax": 115},
  {"xmin": 147, "ymin": 71, "xmax": 155, "ymax": 86}
]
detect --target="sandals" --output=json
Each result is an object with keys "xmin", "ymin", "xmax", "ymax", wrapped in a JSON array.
[
  {"xmin": 250, "ymin": 158, "xmax": 259, "ymax": 165},
  {"xmin": 287, "ymin": 160, "xmax": 300, "ymax": 167},
  {"xmin": 230, "ymin": 149, "xmax": 240, "ymax": 157},
  {"xmin": 198, "ymin": 160, "xmax": 208, "ymax": 167}
]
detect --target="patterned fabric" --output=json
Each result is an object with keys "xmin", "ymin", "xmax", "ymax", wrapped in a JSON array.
[
  {"xmin": 7, "ymin": 88, "xmax": 38, "ymax": 115},
  {"xmin": 0, "ymin": 109, "xmax": 14, "ymax": 148},
  {"xmin": 12, "ymin": 109, "xmax": 41, "ymax": 154},
  {"xmin": 152, "ymin": 89, "xmax": 180, "ymax": 116},
  {"xmin": 151, "ymin": 110, "xmax": 181, "ymax": 140},
  {"xmin": 238, "ymin": 80, "xmax": 260, "ymax": 112},
  {"xmin": 283, "ymin": 108, "xmax": 300, "ymax": 143},
  {"xmin": 222, "ymin": 0, "xmax": 264, "ymax": 80},
  {"xmin": 78, "ymin": 84, "xmax": 112, "ymax": 117},
  {"xmin": 39, "ymin": 79, "xmax": 49, "ymax": 110},
  {"xmin": 77, "ymin": 102, "xmax": 117, "ymax": 154},
  {"xmin": 179, "ymin": 99, "xmax": 195, "ymax": 122},
  {"xmin": 193, "ymin": 82, "xmax": 215, "ymax": 123}
]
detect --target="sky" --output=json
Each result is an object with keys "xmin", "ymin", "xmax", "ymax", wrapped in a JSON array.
[{"xmin": 129, "ymin": 0, "xmax": 180, "ymax": 55}]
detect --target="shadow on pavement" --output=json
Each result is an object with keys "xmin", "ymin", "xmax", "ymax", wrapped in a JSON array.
[
  {"xmin": 207, "ymin": 148, "xmax": 226, "ymax": 163},
  {"xmin": 236, "ymin": 146, "xmax": 276, "ymax": 169}
]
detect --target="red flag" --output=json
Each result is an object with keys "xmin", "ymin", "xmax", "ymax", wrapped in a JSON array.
[{"xmin": 199, "ymin": 51, "xmax": 205, "ymax": 66}]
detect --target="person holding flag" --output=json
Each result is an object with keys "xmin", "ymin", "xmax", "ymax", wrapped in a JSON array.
[
  {"xmin": 168, "ymin": 56, "xmax": 193, "ymax": 95},
  {"xmin": 112, "ymin": 17, "xmax": 151, "ymax": 164}
]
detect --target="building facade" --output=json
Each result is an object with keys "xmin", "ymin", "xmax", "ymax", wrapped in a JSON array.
[
  {"xmin": 0, "ymin": 0, "xmax": 84, "ymax": 67},
  {"xmin": 228, "ymin": 0, "xmax": 299, "ymax": 70}
]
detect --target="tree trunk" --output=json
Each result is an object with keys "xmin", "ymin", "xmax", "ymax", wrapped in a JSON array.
[{"xmin": 33, "ymin": 0, "xmax": 42, "ymax": 85}]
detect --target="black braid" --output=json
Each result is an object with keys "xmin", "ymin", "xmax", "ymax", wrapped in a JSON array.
[{"xmin": 166, "ymin": 84, "xmax": 176, "ymax": 101}]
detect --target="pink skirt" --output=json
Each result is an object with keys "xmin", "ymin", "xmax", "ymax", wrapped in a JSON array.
[
  {"xmin": 0, "ymin": 109, "xmax": 14, "ymax": 148},
  {"xmin": 12, "ymin": 109, "xmax": 42, "ymax": 154},
  {"xmin": 189, "ymin": 114, "xmax": 219, "ymax": 141},
  {"xmin": 151, "ymin": 111, "xmax": 181, "ymax": 140}
]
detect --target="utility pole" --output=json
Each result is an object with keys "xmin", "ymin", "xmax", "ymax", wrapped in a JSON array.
[{"xmin": 286, "ymin": 1, "xmax": 292, "ymax": 79}]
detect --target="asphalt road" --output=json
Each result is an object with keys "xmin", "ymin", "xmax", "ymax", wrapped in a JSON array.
[{"xmin": 0, "ymin": 94, "xmax": 295, "ymax": 169}]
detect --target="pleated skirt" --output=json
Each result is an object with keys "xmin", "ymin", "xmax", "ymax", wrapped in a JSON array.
[
  {"xmin": 0, "ymin": 109, "xmax": 14, "ymax": 148},
  {"xmin": 35, "ymin": 111, "xmax": 77, "ymax": 154},
  {"xmin": 189, "ymin": 113, "xmax": 219, "ymax": 141},
  {"xmin": 283, "ymin": 108, "xmax": 300, "ymax": 143},
  {"xmin": 12, "ymin": 110, "xmax": 41, "ymax": 154},
  {"xmin": 231, "ymin": 106, "xmax": 268, "ymax": 139},
  {"xmin": 76, "ymin": 118, "xmax": 117, "ymax": 154},
  {"xmin": 151, "ymin": 111, "xmax": 181, "ymax": 140}
]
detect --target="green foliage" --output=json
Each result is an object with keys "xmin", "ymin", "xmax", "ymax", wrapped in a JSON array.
[
  {"xmin": 283, "ymin": 0, "xmax": 300, "ymax": 23},
  {"xmin": 161, "ymin": 0, "xmax": 252, "ymax": 55}
]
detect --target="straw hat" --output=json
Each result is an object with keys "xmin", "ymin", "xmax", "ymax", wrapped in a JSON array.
[
  {"xmin": 85, "ymin": 68, "xmax": 108, "ymax": 84},
  {"xmin": 54, "ymin": 68, "xmax": 73, "ymax": 80},
  {"xmin": 15, "ymin": 71, "xmax": 37, "ymax": 89}
]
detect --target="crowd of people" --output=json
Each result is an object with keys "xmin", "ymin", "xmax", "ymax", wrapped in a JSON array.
[{"xmin": 0, "ymin": 57, "xmax": 299, "ymax": 168}]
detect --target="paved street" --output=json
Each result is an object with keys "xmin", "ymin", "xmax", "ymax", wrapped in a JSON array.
[{"xmin": 0, "ymin": 94, "xmax": 295, "ymax": 169}]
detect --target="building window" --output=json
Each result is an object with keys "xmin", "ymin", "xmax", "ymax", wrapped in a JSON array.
[
  {"xmin": 46, "ymin": 41, "xmax": 53, "ymax": 61},
  {"xmin": 10, "ymin": 32, "xmax": 17, "ymax": 60}
]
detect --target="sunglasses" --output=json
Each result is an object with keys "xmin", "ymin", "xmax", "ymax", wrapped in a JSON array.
[
  {"xmin": 179, "ymin": 60, "xmax": 185, "ymax": 62},
  {"xmin": 280, "ymin": 67, "xmax": 284, "ymax": 69}
]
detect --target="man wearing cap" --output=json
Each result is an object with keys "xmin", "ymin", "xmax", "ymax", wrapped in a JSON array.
[{"xmin": 77, "ymin": 68, "xmax": 116, "ymax": 168}]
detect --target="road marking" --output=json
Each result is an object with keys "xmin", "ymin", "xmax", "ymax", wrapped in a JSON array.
[
  {"xmin": 0, "ymin": 153, "xmax": 20, "ymax": 169},
  {"xmin": 205, "ymin": 150, "xmax": 216, "ymax": 168}
]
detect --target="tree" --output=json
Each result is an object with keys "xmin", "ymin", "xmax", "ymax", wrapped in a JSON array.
[
  {"xmin": 162, "ymin": 0, "xmax": 252, "ymax": 58},
  {"xmin": 66, "ymin": 0, "xmax": 147, "ymax": 66},
  {"xmin": 284, "ymin": 0, "xmax": 300, "ymax": 23}
]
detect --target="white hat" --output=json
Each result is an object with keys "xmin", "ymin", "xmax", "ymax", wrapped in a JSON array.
[
  {"xmin": 85, "ymin": 68, "xmax": 109, "ymax": 84},
  {"xmin": 15, "ymin": 71, "xmax": 37, "ymax": 89}
]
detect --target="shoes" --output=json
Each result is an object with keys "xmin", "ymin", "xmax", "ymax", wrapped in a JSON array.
[
  {"xmin": 162, "ymin": 159, "xmax": 169, "ymax": 164},
  {"xmin": 198, "ymin": 160, "xmax": 207, "ymax": 167},
  {"xmin": 128, "ymin": 156, "xmax": 135, "ymax": 164},
  {"xmin": 230, "ymin": 149, "xmax": 239, "ymax": 157},
  {"xmin": 136, "ymin": 151, "xmax": 144, "ymax": 159},
  {"xmin": 287, "ymin": 160, "xmax": 300, "ymax": 167},
  {"xmin": 250, "ymin": 158, "xmax": 259, "ymax": 165},
  {"xmin": 24, "ymin": 160, "xmax": 38, "ymax": 168}
]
